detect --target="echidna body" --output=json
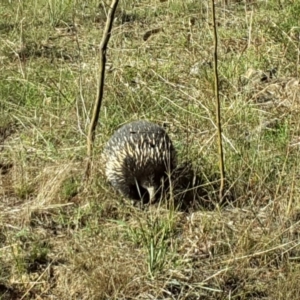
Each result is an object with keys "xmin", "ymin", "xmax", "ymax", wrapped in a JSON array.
[{"xmin": 103, "ymin": 120, "xmax": 176, "ymax": 203}]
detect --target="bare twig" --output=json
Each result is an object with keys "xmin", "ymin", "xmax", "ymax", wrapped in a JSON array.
[
  {"xmin": 85, "ymin": 0, "xmax": 120, "ymax": 180},
  {"xmin": 211, "ymin": 0, "xmax": 225, "ymax": 201}
]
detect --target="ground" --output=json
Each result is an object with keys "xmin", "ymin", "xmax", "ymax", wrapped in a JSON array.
[{"xmin": 1, "ymin": 0, "xmax": 300, "ymax": 299}]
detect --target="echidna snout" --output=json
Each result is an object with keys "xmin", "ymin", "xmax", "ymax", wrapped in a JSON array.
[
  {"xmin": 103, "ymin": 120, "xmax": 176, "ymax": 203},
  {"xmin": 134, "ymin": 177, "xmax": 156, "ymax": 203}
]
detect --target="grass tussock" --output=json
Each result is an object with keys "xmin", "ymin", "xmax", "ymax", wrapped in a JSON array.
[{"xmin": 1, "ymin": 0, "xmax": 300, "ymax": 299}]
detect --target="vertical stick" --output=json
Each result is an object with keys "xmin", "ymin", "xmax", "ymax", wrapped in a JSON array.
[
  {"xmin": 85, "ymin": 0, "xmax": 120, "ymax": 180},
  {"xmin": 211, "ymin": 0, "xmax": 225, "ymax": 200}
]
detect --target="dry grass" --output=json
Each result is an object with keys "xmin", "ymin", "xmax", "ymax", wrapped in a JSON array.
[{"xmin": 1, "ymin": 0, "xmax": 300, "ymax": 299}]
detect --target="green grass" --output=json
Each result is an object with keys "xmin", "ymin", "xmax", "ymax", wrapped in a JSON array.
[{"xmin": 1, "ymin": 0, "xmax": 300, "ymax": 298}]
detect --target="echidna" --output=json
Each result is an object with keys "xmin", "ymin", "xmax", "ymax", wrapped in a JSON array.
[{"xmin": 103, "ymin": 120, "xmax": 176, "ymax": 203}]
